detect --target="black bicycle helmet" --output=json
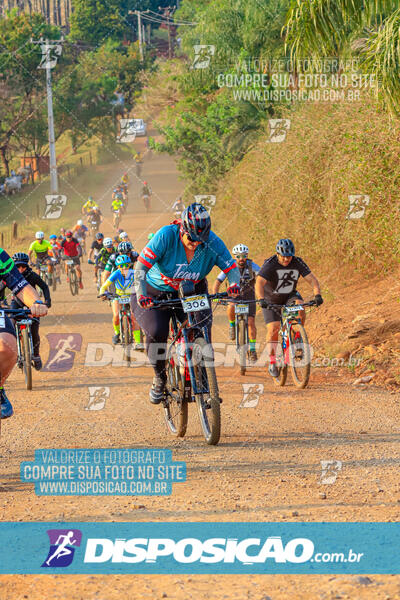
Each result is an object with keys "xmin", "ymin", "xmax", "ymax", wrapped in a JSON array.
[
  {"xmin": 12, "ymin": 252, "xmax": 29, "ymax": 266},
  {"xmin": 118, "ymin": 241, "xmax": 132, "ymax": 253},
  {"xmin": 276, "ymin": 238, "xmax": 295, "ymax": 257},
  {"xmin": 181, "ymin": 203, "xmax": 211, "ymax": 242}
]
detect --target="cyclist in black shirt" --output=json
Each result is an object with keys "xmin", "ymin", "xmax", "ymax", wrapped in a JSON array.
[
  {"xmin": 255, "ymin": 238, "xmax": 323, "ymax": 378},
  {"xmin": 9, "ymin": 253, "xmax": 51, "ymax": 370},
  {"xmin": 0, "ymin": 247, "xmax": 48, "ymax": 419}
]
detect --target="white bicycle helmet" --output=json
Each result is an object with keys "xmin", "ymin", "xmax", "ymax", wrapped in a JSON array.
[
  {"xmin": 232, "ymin": 243, "xmax": 249, "ymax": 256},
  {"xmin": 103, "ymin": 237, "xmax": 113, "ymax": 248},
  {"xmin": 119, "ymin": 231, "xmax": 128, "ymax": 240},
  {"xmin": 35, "ymin": 231, "xmax": 45, "ymax": 239},
  {"xmin": 77, "ymin": 219, "xmax": 83, "ymax": 226}
]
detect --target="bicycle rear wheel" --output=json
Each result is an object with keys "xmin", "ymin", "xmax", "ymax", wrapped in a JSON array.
[
  {"xmin": 164, "ymin": 346, "xmax": 188, "ymax": 437},
  {"xmin": 192, "ymin": 337, "xmax": 220, "ymax": 446},
  {"xmin": 238, "ymin": 317, "xmax": 247, "ymax": 376},
  {"xmin": 52, "ymin": 269, "xmax": 57, "ymax": 292},
  {"xmin": 69, "ymin": 267, "xmax": 78, "ymax": 296},
  {"xmin": 21, "ymin": 327, "xmax": 32, "ymax": 390},
  {"xmin": 289, "ymin": 323, "xmax": 311, "ymax": 389}
]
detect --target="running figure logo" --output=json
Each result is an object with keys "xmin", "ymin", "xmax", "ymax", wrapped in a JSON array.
[
  {"xmin": 240, "ymin": 383, "xmax": 264, "ymax": 408},
  {"xmin": 41, "ymin": 529, "xmax": 82, "ymax": 567},
  {"xmin": 274, "ymin": 269, "xmax": 299, "ymax": 294},
  {"xmin": 42, "ymin": 333, "xmax": 82, "ymax": 372},
  {"xmin": 192, "ymin": 45, "xmax": 215, "ymax": 69},
  {"xmin": 85, "ymin": 386, "xmax": 110, "ymax": 410},
  {"xmin": 37, "ymin": 40, "xmax": 63, "ymax": 70},
  {"xmin": 43, "ymin": 194, "xmax": 67, "ymax": 219},
  {"xmin": 320, "ymin": 460, "xmax": 342, "ymax": 485},
  {"xmin": 347, "ymin": 194, "xmax": 370, "ymax": 220},
  {"xmin": 267, "ymin": 119, "xmax": 291, "ymax": 143}
]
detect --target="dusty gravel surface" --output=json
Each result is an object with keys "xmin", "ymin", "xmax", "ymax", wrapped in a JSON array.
[{"xmin": 1, "ymin": 147, "xmax": 399, "ymax": 599}]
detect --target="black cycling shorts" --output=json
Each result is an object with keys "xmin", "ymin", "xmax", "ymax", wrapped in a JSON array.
[
  {"xmin": 64, "ymin": 256, "xmax": 81, "ymax": 266},
  {"xmin": 262, "ymin": 291, "xmax": 303, "ymax": 324},
  {"xmin": 0, "ymin": 310, "xmax": 16, "ymax": 337}
]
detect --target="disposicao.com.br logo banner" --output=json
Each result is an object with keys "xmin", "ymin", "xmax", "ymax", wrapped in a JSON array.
[{"xmin": 0, "ymin": 522, "xmax": 399, "ymax": 574}]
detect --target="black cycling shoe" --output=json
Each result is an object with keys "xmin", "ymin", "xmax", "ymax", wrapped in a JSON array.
[
  {"xmin": 112, "ymin": 334, "xmax": 120, "ymax": 345},
  {"xmin": 149, "ymin": 376, "xmax": 166, "ymax": 405},
  {"xmin": 32, "ymin": 355, "xmax": 42, "ymax": 371}
]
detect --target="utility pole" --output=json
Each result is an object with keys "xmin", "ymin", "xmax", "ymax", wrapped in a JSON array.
[
  {"xmin": 32, "ymin": 37, "xmax": 63, "ymax": 194},
  {"xmin": 159, "ymin": 6, "xmax": 175, "ymax": 59},
  {"xmin": 136, "ymin": 10, "xmax": 144, "ymax": 61}
]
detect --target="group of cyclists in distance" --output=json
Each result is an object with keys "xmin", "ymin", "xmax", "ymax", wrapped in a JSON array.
[{"xmin": 0, "ymin": 170, "xmax": 324, "ymax": 420}]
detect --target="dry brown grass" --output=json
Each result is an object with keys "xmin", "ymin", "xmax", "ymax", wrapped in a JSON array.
[{"xmin": 213, "ymin": 94, "xmax": 400, "ymax": 278}]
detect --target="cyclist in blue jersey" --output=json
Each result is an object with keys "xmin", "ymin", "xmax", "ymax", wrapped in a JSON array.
[
  {"xmin": 99, "ymin": 254, "xmax": 141, "ymax": 346},
  {"xmin": 133, "ymin": 202, "xmax": 240, "ymax": 404},
  {"xmin": 0, "ymin": 247, "xmax": 48, "ymax": 419}
]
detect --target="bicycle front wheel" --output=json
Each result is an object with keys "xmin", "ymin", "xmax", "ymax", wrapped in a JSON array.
[
  {"xmin": 21, "ymin": 327, "xmax": 32, "ymax": 390},
  {"xmin": 192, "ymin": 337, "xmax": 220, "ymax": 446},
  {"xmin": 273, "ymin": 331, "xmax": 287, "ymax": 387},
  {"xmin": 238, "ymin": 317, "xmax": 247, "ymax": 376},
  {"xmin": 289, "ymin": 323, "xmax": 311, "ymax": 389},
  {"xmin": 164, "ymin": 346, "xmax": 188, "ymax": 437},
  {"xmin": 120, "ymin": 313, "xmax": 132, "ymax": 362}
]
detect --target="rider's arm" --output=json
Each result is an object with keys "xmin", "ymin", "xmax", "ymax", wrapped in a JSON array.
[
  {"xmin": 212, "ymin": 271, "xmax": 226, "ymax": 294},
  {"xmin": 99, "ymin": 278, "xmax": 112, "ymax": 295},
  {"xmin": 303, "ymin": 272, "xmax": 321, "ymax": 295},
  {"xmin": 214, "ymin": 242, "xmax": 240, "ymax": 286},
  {"xmin": 255, "ymin": 275, "xmax": 268, "ymax": 300},
  {"xmin": 99, "ymin": 270, "xmax": 117, "ymax": 295},
  {"xmin": 29, "ymin": 271, "xmax": 51, "ymax": 308}
]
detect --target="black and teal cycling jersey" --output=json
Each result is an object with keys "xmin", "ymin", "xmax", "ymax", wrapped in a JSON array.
[
  {"xmin": 95, "ymin": 247, "xmax": 115, "ymax": 269},
  {"xmin": 0, "ymin": 248, "xmax": 29, "ymax": 295}
]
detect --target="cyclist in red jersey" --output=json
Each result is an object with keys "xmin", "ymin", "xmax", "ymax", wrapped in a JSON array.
[{"xmin": 61, "ymin": 230, "xmax": 83, "ymax": 289}]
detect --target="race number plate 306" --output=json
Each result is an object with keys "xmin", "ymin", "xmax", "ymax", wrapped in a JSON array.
[
  {"xmin": 235, "ymin": 303, "xmax": 249, "ymax": 314},
  {"xmin": 181, "ymin": 294, "xmax": 209, "ymax": 313},
  {"xmin": 285, "ymin": 305, "xmax": 303, "ymax": 313},
  {"xmin": 119, "ymin": 296, "xmax": 130, "ymax": 304}
]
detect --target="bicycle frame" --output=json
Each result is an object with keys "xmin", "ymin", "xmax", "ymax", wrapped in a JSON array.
[
  {"xmin": 156, "ymin": 292, "xmax": 225, "ymax": 399},
  {"xmin": 15, "ymin": 318, "xmax": 34, "ymax": 367}
]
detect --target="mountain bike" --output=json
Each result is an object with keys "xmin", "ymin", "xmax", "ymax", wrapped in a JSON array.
[
  {"xmin": 217, "ymin": 298, "xmax": 250, "ymax": 375},
  {"xmin": 64, "ymin": 258, "xmax": 79, "ymax": 296},
  {"xmin": 113, "ymin": 208, "xmax": 121, "ymax": 228},
  {"xmin": 142, "ymin": 194, "xmax": 150, "ymax": 213},
  {"xmin": 37, "ymin": 261, "xmax": 55, "ymax": 293},
  {"xmin": 2, "ymin": 307, "xmax": 35, "ymax": 390},
  {"xmin": 261, "ymin": 299, "xmax": 317, "ymax": 389},
  {"xmin": 98, "ymin": 292, "xmax": 144, "ymax": 361},
  {"xmin": 153, "ymin": 283, "xmax": 227, "ymax": 446}
]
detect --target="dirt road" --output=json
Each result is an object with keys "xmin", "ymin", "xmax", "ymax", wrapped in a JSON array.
[{"xmin": 1, "ymin": 147, "xmax": 400, "ymax": 599}]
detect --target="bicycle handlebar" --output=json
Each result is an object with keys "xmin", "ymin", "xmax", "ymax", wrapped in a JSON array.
[
  {"xmin": 152, "ymin": 291, "xmax": 229, "ymax": 308},
  {"xmin": 1, "ymin": 307, "xmax": 32, "ymax": 318}
]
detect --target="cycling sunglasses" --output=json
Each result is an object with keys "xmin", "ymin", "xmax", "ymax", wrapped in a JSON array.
[
  {"xmin": 185, "ymin": 234, "xmax": 201, "ymax": 243},
  {"xmin": 235, "ymin": 253, "xmax": 248, "ymax": 259},
  {"xmin": 118, "ymin": 263, "xmax": 130, "ymax": 269}
]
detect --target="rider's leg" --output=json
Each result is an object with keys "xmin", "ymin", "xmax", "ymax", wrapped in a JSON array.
[
  {"xmin": 131, "ymin": 313, "xmax": 141, "ymax": 345},
  {"xmin": 0, "ymin": 331, "xmax": 17, "ymax": 418},
  {"xmin": 0, "ymin": 333, "xmax": 17, "ymax": 386},
  {"xmin": 227, "ymin": 303, "xmax": 235, "ymax": 340},
  {"xmin": 112, "ymin": 300, "xmax": 120, "ymax": 343},
  {"xmin": 248, "ymin": 316, "xmax": 257, "ymax": 348}
]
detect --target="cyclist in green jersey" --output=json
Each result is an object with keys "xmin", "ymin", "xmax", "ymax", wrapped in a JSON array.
[{"xmin": 28, "ymin": 232, "xmax": 54, "ymax": 277}]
